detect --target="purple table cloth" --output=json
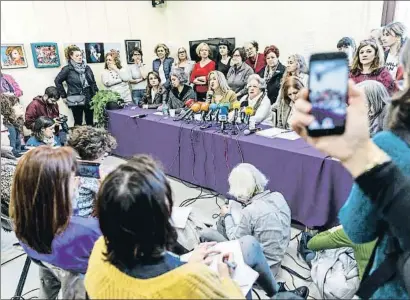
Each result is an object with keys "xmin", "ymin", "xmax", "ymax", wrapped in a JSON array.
[{"xmin": 107, "ymin": 106, "xmax": 353, "ymax": 228}]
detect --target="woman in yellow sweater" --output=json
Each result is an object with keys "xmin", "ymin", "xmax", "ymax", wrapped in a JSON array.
[{"xmin": 208, "ymin": 70, "xmax": 237, "ymax": 106}]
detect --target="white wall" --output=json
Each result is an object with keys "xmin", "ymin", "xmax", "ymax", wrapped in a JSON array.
[{"xmin": 1, "ymin": 1, "xmax": 383, "ymax": 127}]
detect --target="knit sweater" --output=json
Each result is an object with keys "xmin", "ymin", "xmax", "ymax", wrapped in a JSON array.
[
  {"xmin": 85, "ymin": 237, "xmax": 243, "ymax": 299},
  {"xmin": 307, "ymin": 225, "xmax": 376, "ymax": 279}
]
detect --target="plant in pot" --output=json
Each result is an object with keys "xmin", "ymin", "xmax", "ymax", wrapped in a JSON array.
[{"xmin": 90, "ymin": 90, "xmax": 123, "ymax": 128}]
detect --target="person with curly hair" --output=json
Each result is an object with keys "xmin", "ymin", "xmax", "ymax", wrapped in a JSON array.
[{"xmin": 67, "ymin": 126, "xmax": 117, "ymax": 217}]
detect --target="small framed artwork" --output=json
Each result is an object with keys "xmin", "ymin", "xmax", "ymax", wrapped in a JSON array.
[
  {"xmin": 1, "ymin": 44, "xmax": 28, "ymax": 69},
  {"xmin": 125, "ymin": 40, "xmax": 141, "ymax": 64},
  {"xmin": 85, "ymin": 42, "xmax": 105, "ymax": 63},
  {"xmin": 31, "ymin": 43, "xmax": 60, "ymax": 68}
]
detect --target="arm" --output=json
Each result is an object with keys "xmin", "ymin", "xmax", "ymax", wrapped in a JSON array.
[
  {"xmin": 118, "ymin": 67, "xmax": 131, "ymax": 82},
  {"xmin": 24, "ymin": 103, "xmax": 38, "ymax": 130},
  {"xmin": 307, "ymin": 226, "xmax": 354, "ymax": 251},
  {"xmin": 224, "ymin": 210, "xmax": 252, "ymax": 240},
  {"xmin": 88, "ymin": 68, "xmax": 99, "ymax": 93},
  {"xmin": 54, "ymin": 67, "xmax": 70, "ymax": 99},
  {"xmin": 101, "ymin": 71, "xmax": 121, "ymax": 88}
]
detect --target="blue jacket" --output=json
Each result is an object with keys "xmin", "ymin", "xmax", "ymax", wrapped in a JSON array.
[
  {"xmin": 339, "ymin": 131, "xmax": 410, "ymax": 299},
  {"xmin": 26, "ymin": 136, "xmax": 61, "ymax": 147},
  {"xmin": 152, "ymin": 57, "xmax": 174, "ymax": 90}
]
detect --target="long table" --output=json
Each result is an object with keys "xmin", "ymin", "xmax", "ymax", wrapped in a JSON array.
[{"xmin": 107, "ymin": 106, "xmax": 353, "ymax": 229}]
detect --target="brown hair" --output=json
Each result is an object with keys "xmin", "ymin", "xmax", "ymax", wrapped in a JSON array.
[
  {"xmin": 351, "ymin": 39, "xmax": 385, "ymax": 76},
  {"xmin": 10, "ymin": 146, "xmax": 78, "ymax": 253},
  {"xmin": 0, "ymin": 94, "xmax": 23, "ymax": 131},
  {"xmin": 64, "ymin": 44, "xmax": 82, "ymax": 60},
  {"xmin": 145, "ymin": 71, "xmax": 163, "ymax": 99},
  {"xmin": 104, "ymin": 52, "xmax": 122, "ymax": 70},
  {"xmin": 154, "ymin": 43, "xmax": 170, "ymax": 58},
  {"xmin": 281, "ymin": 76, "xmax": 304, "ymax": 105},
  {"xmin": 264, "ymin": 45, "xmax": 280, "ymax": 59}
]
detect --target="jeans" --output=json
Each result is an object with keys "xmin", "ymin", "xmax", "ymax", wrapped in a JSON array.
[{"xmin": 132, "ymin": 89, "xmax": 145, "ymax": 105}]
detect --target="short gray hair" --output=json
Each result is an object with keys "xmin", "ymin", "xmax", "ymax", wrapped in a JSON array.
[
  {"xmin": 247, "ymin": 74, "xmax": 267, "ymax": 90},
  {"xmin": 357, "ymin": 80, "xmax": 389, "ymax": 128},
  {"xmin": 228, "ymin": 163, "xmax": 268, "ymax": 201},
  {"xmin": 170, "ymin": 68, "xmax": 188, "ymax": 85}
]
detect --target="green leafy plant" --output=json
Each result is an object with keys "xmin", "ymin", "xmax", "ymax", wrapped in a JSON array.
[{"xmin": 90, "ymin": 90, "xmax": 121, "ymax": 127}]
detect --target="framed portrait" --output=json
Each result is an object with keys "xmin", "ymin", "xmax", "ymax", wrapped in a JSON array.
[
  {"xmin": 1, "ymin": 44, "xmax": 28, "ymax": 69},
  {"xmin": 85, "ymin": 42, "xmax": 105, "ymax": 64},
  {"xmin": 63, "ymin": 43, "xmax": 86, "ymax": 63},
  {"xmin": 124, "ymin": 40, "xmax": 141, "ymax": 64},
  {"xmin": 30, "ymin": 43, "xmax": 60, "ymax": 68},
  {"xmin": 189, "ymin": 38, "xmax": 235, "ymax": 62}
]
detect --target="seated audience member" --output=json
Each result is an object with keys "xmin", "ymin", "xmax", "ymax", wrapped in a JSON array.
[
  {"xmin": 381, "ymin": 22, "xmax": 407, "ymax": 83},
  {"xmin": 200, "ymin": 163, "xmax": 291, "ymax": 277},
  {"xmin": 337, "ymin": 37, "xmax": 357, "ymax": 67},
  {"xmin": 67, "ymin": 126, "xmax": 117, "ymax": 217},
  {"xmin": 258, "ymin": 45, "xmax": 286, "ymax": 104},
  {"xmin": 26, "ymin": 117, "xmax": 61, "ymax": 147},
  {"xmin": 0, "ymin": 94, "xmax": 25, "ymax": 157},
  {"xmin": 239, "ymin": 74, "xmax": 272, "ymax": 124},
  {"xmin": 171, "ymin": 47, "xmax": 195, "ymax": 80},
  {"xmin": 244, "ymin": 41, "xmax": 266, "ymax": 74},
  {"xmin": 272, "ymin": 77, "xmax": 304, "ymax": 129},
  {"xmin": 216, "ymin": 39, "xmax": 232, "ymax": 77},
  {"xmin": 140, "ymin": 71, "xmax": 168, "ymax": 109},
  {"xmin": 168, "ymin": 68, "xmax": 197, "ymax": 110},
  {"xmin": 350, "ymin": 39, "xmax": 396, "ymax": 95},
  {"xmin": 10, "ymin": 146, "xmax": 101, "ymax": 299},
  {"xmin": 0, "ymin": 71, "xmax": 23, "ymax": 97},
  {"xmin": 370, "ymin": 27, "xmax": 383, "ymax": 45},
  {"xmin": 101, "ymin": 53, "xmax": 132, "ymax": 103},
  {"xmin": 129, "ymin": 47, "xmax": 148, "ymax": 105},
  {"xmin": 85, "ymin": 154, "xmax": 306, "ymax": 299},
  {"xmin": 208, "ymin": 70, "xmax": 237, "ymax": 105},
  {"xmin": 227, "ymin": 47, "xmax": 254, "ymax": 99},
  {"xmin": 357, "ymin": 80, "xmax": 390, "ymax": 136},
  {"xmin": 153, "ymin": 43, "xmax": 174, "ymax": 90},
  {"xmin": 190, "ymin": 42, "xmax": 216, "ymax": 101}
]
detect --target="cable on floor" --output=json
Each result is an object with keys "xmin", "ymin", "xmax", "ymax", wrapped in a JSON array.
[{"xmin": 1, "ymin": 252, "xmax": 26, "ymax": 266}]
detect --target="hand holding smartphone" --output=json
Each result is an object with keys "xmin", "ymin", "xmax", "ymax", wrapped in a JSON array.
[{"xmin": 76, "ymin": 161, "xmax": 101, "ymax": 179}]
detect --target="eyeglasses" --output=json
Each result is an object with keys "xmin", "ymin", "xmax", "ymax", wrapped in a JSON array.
[{"xmin": 233, "ymin": 54, "xmax": 241, "ymax": 57}]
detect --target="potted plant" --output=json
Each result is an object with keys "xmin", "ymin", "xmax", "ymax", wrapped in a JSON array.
[{"xmin": 90, "ymin": 90, "xmax": 122, "ymax": 127}]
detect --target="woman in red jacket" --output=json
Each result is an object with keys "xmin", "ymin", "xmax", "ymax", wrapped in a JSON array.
[{"xmin": 190, "ymin": 43, "xmax": 215, "ymax": 101}]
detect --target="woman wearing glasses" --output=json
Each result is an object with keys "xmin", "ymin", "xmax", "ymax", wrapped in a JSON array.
[{"xmin": 171, "ymin": 47, "xmax": 195, "ymax": 80}]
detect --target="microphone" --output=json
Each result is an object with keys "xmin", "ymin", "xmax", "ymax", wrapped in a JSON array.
[
  {"xmin": 239, "ymin": 101, "xmax": 248, "ymax": 123},
  {"xmin": 232, "ymin": 101, "xmax": 240, "ymax": 125},
  {"xmin": 243, "ymin": 128, "xmax": 262, "ymax": 135},
  {"xmin": 244, "ymin": 107, "xmax": 254, "ymax": 125},
  {"xmin": 174, "ymin": 99, "xmax": 195, "ymax": 121},
  {"xmin": 183, "ymin": 102, "xmax": 201, "ymax": 121},
  {"xmin": 219, "ymin": 105, "xmax": 229, "ymax": 132},
  {"xmin": 206, "ymin": 90, "xmax": 214, "ymax": 102},
  {"xmin": 130, "ymin": 114, "xmax": 147, "ymax": 119},
  {"xmin": 200, "ymin": 102, "xmax": 210, "ymax": 121}
]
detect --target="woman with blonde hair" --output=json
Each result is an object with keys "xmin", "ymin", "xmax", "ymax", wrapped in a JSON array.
[
  {"xmin": 281, "ymin": 54, "xmax": 309, "ymax": 87},
  {"xmin": 152, "ymin": 43, "xmax": 174, "ymax": 90},
  {"xmin": 190, "ymin": 42, "xmax": 216, "ymax": 101},
  {"xmin": 171, "ymin": 47, "xmax": 195, "ymax": 79},
  {"xmin": 207, "ymin": 71, "xmax": 237, "ymax": 105},
  {"xmin": 350, "ymin": 39, "xmax": 396, "ymax": 94},
  {"xmin": 101, "ymin": 52, "xmax": 132, "ymax": 103}
]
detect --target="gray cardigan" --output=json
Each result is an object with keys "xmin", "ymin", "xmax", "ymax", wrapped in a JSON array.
[
  {"xmin": 227, "ymin": 62, "xmax": 254, "ymax": 98},
  {"xmin": 167, "ymin": 85, "xmax": 196, "ymax": 110}
]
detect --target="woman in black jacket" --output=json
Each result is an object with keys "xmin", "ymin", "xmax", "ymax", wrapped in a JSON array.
[
  {"xmin": 55, "ymin": 45, "xmax": 98, "ymax": 126},
  {"xmin": 258, "ymin": 45, "xmax": 286, "ymax": 105}
]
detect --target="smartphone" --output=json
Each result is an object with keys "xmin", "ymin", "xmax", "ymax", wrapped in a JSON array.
[
  {"xmin": 307, "ymin": 52, "xmax": 349, "ymax": 137},
  {"xmin": 76, "ymin": 161, "xmax": 100, "ymax": 179}
]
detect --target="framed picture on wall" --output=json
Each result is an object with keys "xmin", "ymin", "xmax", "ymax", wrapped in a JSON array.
[
  {"xmin": 85, "ymin": 42, "xmax": 105, "ymax": 63},
  {"xmin": 124, "ymin": 40, "xmax": 141, "ymax": 64},
  {"xmin": 30, "ymin": 42, "xmax": 60, "ymax": 68},
  {"xmin": 1, "ymin": 44, "xmax": 28, "ymax": 69}
]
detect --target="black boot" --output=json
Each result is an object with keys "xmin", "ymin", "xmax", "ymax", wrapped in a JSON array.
[{"xmin": 276, "ymin": 282, "xmax": 309, "ymax": 299}]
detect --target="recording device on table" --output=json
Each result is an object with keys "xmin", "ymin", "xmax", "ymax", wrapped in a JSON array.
[
  {"xmin": 130, "ymin": 113, "xmax": 147, "ymax": 119},
  {"xmin": 76, "ymin": 161, "xmax": 101, "ymax": 179},
  {"xmin": 55, "ymin": 114, "xmax": 69, "ymax": 133},
  {"xmin": 218, "ymin": 104, "xmax": 229, "ymax": 133},
  {"xmin": 174, "ymin": 99, "xmax": 195, "ymax": 121},
  {"xmin": 307, "ymin": 51, "xmax": 349, "ymax": 137}
]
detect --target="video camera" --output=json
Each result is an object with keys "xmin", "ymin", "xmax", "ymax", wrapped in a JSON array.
[{"xmin": 56, "ymin": 114, "xmax": 69, "ymax": 133}]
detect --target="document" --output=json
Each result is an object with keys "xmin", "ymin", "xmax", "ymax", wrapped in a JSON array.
[
  {"xmin": 277, "ymin": 131, "xmax": 300, "ymax": 140},
  {"xmin": 171, "ymin": 207, "xmax": 192, "ymax": 229},
  {"xmin": 256, "ymin": 127, "xmax": 290, "ymax": 138}
]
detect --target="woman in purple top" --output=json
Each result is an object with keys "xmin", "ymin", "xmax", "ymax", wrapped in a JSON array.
[{"xmin": 10, "ymin": 146, "xmax": 101, "ymax": 298}]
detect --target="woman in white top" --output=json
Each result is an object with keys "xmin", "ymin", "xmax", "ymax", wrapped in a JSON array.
[
  {"xmin": 101, "ymin": 53, "xmax": 132, "ymax": 103},
  {"xmin": 239, "ymin": 74, "xmax": 271, "ymax": 124},
  {"xmin": 128, "ymin": 47, "xmax": 147, "ymax": 104},
  {"xmin": 171, "ymin": 47, "xmax": 195, "ymax": 80}
]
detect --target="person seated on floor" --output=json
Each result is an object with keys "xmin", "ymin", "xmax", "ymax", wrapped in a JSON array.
[
  {"xmin": 167, "ymin": 68, "xmax": 197, "ymax": 111},
  {"xmin": 67, "ymin": 126, "xmax": 117, "ymax": 217},
  {"xmin": 239, "ymin": 74, "xmax": 272, "ymax": 124},
  {"xmin": 85, "ymin": 154, "xmax": 308, "ymax": 299},
  {"xmin": 208, "ymin": 70, "xmax": 237, "ymax": 105},
  {"xmin": 10, "ymin": 146, "xmax": 101, "ymax": 299},
  {"xmin": 272, "ymin": 76, "xmax": 305, "ymax": 129},
  {"xmin": 26, "ymin": 116, "xmax": 61, "ymax": 147},
  {"xmin": 200, "ymin": 163, "xmax": 291, "ymax": 278},
  {"xmin": 0, "ymin": 94, "xmax": 25, "ymax": 157},
  {"xmin": 139, "ymin": 71, "xmax": 168, "ymax": 109}
]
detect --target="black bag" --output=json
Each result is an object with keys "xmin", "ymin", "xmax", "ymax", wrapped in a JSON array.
[{"xmin": 66, "ymin": 94, "xmax": 86, "ymax": 107}]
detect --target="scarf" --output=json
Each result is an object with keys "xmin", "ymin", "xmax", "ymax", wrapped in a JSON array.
[
  {"xmin": 263, "ymin": 65, "xmax": 278, "ymax": 83},
  {"xmin": 42, "ymin": 136, "xmax": 56, "ymax": 146},
  {"xmin": 247, "ymin": 91, "xmax": 266, "ymax": 114},
  {"xmin": 70, "ymin": 60, "xmax": 89, "ymax": 88}
]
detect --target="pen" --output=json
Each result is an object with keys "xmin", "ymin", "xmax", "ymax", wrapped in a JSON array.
[{"xmin": 224, "ymin": 259, "xmax": 237, "ymax": 270}]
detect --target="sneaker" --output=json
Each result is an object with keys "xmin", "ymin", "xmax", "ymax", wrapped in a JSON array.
[{"xmin": 276, "ymin": 282, "xmax": 309, "ymax": 299}]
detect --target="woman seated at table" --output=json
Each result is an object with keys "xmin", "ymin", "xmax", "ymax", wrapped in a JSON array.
[
  {"xmin": 101, "ymin": 53, "xmax": 132, "ymax": 103},
  {"xmin": 271, "ymin": 76, "xmax": 304, "ymax": 129},
  {"xmin": 208, "ymin": 70, "xmax": 237, "ymax": 105},
  {"xmin": 244, "ymin": 41, "xmax": 266, "ymax": 74},
  {"xmin": 153, "ymin": 43, "xmax": 174, "ymax": 90},
  {"xmin": 26, "ymin": 116, "xmax": 61, "ymax": 147},
  {"xmin": 171, "ymin": 47, "xmax": 195, "ymax": 80},
  {"xmin": 227, "ymin": 47, "xmax": 254, "ymax": 99},
  {"xmin": 239, "ymin": 74, "xmax": 272, "ymax": 124},
  {"xmin": 168, "ymin": 68, "xmax": 197, "ymax": 111},
  {"xmin": 190, "ymin": 42, "xmax": 215, "ymax": 101},
  {"xmin": 140, "ymin": 71, "xmax": 168, "ymax": 109}
]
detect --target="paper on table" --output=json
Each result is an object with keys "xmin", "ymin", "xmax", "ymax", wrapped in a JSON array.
[
  {"xmin": 171, "ymin": 207, "xmax": 192, "ymax": 229},
  {"xmin": 277, "ymin": 131, "xmax": 300, "ymax": 140},
  {"xmin": 256, "ymin": 127, "xmax": 289, "ymax": 138},
  {"xmin": 153, "ymin": 112, "xmax": 163, "ymax": 116}
]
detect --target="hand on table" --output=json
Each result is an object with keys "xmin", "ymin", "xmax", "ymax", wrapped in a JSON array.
[{"xmin": 188, "ymin": 242, "xmax": 220, "ymax": 265}]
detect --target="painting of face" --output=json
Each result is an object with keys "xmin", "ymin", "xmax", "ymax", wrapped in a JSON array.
[
  {"xmin": 85, "ymin": 43, "xmax": 104, "ymax": 63},
  {"xmin": 359, "ymin": 45, "xmax": 376, "ymax": 66},
  {"xmin": 31, "ymin": 43, "xmax": 60, "ymax": 68},
  {"xmin": 1, "ymin": 44, "xmax": 27, "ymax": 69}
]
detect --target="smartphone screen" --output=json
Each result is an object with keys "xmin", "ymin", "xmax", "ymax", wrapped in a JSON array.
[
  {"xmin": 76, "ymin": 161, "xmax": 100, "ymax": 179},
  {"xmin": 307, "ymin": 52, "xmax": 349, "ymax": 136}
]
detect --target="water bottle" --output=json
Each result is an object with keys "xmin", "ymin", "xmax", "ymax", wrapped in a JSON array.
[{"xmin": 162, "ymin": 101, "xmax": 169, "ymax": 116}]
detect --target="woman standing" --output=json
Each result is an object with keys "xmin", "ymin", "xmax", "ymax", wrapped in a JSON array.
[
  {"xmin": 244, "ymin": 41, "xmax": 266, "ymax": 74},
  {"xmin": 216, "ymin": 40, "xmax": 232, "ymax": 77},
  {"xmin": 26, "ymin": 117, "xmax": 61, "ymax": 147},
  {"xmin": 55, "ymin": 45, "xmax": 98, "ymax": 126},
  {"xmin": 140, "ymin": 71, "xmax": 168, "ymax": 109},
  {"xmin": 258, "ymin": 45, "xmax": 286, "ymax": 104},
  {"xmin": 152, "ymin": 43, "xmax": 174, "ymax": 90},
  {"xmin": 227, "ymin": 47, "xmax": 254, "ymax": 99},
  {"xmin": 190, "ymin": 43, "xmax": 216, "ymax": 101},
  {"xmin": 208, "ymin": 71, "xmax": 237, "ymax": 105},
  {"xmin": 171, "ymin": 47, "xmax": 195, "ymax": 80},
  {"xmin": 129, "ymin": 47, "xmax": 147, "ymax": 104},
  {"xmin": 350, "ymin": 39, "xmax": 396, "ymax": 95},
  {"xmin": 101, "ymin": 53, "xmax": 132, "ymax": 103},
  {"xmin": 168, "ymin": 68, "xmax": 196, "ymax": 110}
]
